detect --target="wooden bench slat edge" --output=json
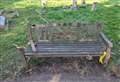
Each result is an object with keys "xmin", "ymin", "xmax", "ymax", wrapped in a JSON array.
[{"xmin": 100, "ymin": 32, "xmax": 113, "ymax": 48}]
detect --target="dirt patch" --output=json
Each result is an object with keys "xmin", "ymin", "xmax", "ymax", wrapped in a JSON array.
[{"xmin": 3, "ymin": 57, "xmax": 120, "ymax": 82}]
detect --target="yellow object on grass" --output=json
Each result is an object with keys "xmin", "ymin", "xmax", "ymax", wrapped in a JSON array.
[{"xmin": 99, "ymin": 51, "xmax": 108, "ymax": 64}]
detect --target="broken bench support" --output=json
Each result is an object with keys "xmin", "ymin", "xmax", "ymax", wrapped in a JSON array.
[{"xmin": 100, "ymin": 32, "xmax": 113, "ymax": 64}]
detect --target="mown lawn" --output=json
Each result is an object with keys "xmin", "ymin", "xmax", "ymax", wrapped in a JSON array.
[{"xmin": 0, "ymin": 0, "xmax": 120, "ymax": 80}]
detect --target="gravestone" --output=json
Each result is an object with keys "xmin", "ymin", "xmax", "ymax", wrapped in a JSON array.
[
  {"xmin": 81, "ymin": 0, "xmax": 86, "ymax": 7},
  {"xmin": 71, "ymin": 0, "xmax": 78, "ymax": 10},
  {"xmin": 40, "ymin": 0, "xmax": 47, "ymax": 14},
  {"xmin": 92, "ymin": 2, "xmax": 97, "ymax": 11},
  {"xmin": 0, "ymin": 15, "xmax": 6, "ymax": 29}
]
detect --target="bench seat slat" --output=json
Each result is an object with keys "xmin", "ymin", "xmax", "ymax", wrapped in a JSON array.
[
  {"xmin": 25, "ymin": 52, "xmax": 104, "ymax": 57},
  {"xmin": 25, "ymin": 42, "xmax": 106, "ymax": 57}
]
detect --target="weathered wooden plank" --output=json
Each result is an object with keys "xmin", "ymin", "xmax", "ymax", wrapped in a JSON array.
[
  {"xmin": 36, "ymin": 41, "xmax": 102, "ymax": 44},
  {"xmin": 36, "ymin": 46, "xmax": 105, "ymax": 49},
  {"xmin": 36, "ymin": 43, "xmax": 105, "ymax": 47},
  {"xmin": 35, "ymin": 44, "xmax": 105, "ymax": 49},
  {"xmin": 24, "ymin": 52, "xmax": 103, "ymax": 57},
  {"xmin": 30, "ymin": 23, "xmax": 103, "ymax": 43},
  {"xmin": 25, "ymin": 43, "xmax": 106, "ymax": 54},
  {"xmin": 25, "ymin": 47, "xmax": 101, "ymax": 52},
  {"xmin": 33, "ymin": 50, "xmax": 105, "ymax": 53}
]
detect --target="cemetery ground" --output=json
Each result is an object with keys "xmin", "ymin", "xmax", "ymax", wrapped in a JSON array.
[{"xmin": 0, "ymin": 0, "xmax": 120, "ymax": 81}]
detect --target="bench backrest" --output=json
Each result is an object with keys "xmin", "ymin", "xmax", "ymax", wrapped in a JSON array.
[{"xmin": 28, "ymin": 22, "xmax": 103, "ymax": 43}]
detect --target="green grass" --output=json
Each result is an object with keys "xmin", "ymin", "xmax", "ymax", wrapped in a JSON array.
[{"xmin": 0, "ymin": 0, "xmax": 120, "ymax": 80}]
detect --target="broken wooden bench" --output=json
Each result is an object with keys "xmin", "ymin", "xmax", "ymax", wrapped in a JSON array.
[{"xmin": 16, "ymin": 22, "xmax": 113, "ymax": 64}]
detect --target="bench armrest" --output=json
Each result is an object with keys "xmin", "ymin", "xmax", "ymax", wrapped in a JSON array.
[
  {"xmin": 27, "ymin": 23, "xmax": 37, "ymax": 52},
  {"xmin": 100, "ymin": 32, "xmax": 113, "ymax": 48},
  {"xmin": 29, "ymin": 40, "xmax": 36, "ymax": 52}
]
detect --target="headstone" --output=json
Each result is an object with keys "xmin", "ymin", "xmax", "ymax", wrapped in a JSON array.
[
  {"xmin": 63, "ymin": 0, "xmax": 67, "ymax": 10},
  {"xmin": 71, "ymin": 0, "xmax": 78, "ymax": 10},
  {"xmin": 40, "ymin": 0, "xmax": 47, "ymax": 14},
  {"xmin": 81, "ymin": 0, "xmax": 86, "ymax": 7},
  {"xmin": 0, "ymin": 15, "xmax": 6, "ymax": 29},
  {"xmin": 41, "ymin": 0, "xmax": 47, "ymax": 8},
  {"xmin": 92, "ymin": 2, "xmax": 97, "ymax": 11}
]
